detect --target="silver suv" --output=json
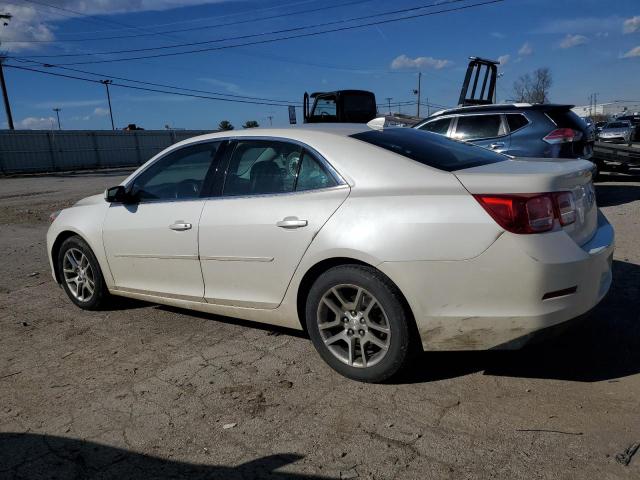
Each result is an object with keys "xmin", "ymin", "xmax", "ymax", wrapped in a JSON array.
[{"xmin": 414, "ymin": 103, "xmax": 594, "ymax": 160}]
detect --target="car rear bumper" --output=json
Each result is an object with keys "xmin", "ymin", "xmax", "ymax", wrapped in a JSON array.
[{"xmin": 378, "ymin": 211, "xmax": 614, "ymax": 351}]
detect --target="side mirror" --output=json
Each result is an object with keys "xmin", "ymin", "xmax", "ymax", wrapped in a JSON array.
[{"xmin": 104, "ymin": 185, "xmax": 127, "ymax": 203}]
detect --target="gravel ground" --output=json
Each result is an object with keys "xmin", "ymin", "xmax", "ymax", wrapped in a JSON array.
[{"xmin": 0, "ymin": 169, "xmax": 639, "ymax": 480}]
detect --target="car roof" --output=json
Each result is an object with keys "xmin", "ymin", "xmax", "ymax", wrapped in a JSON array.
[
  {"xmin": 426, "ymin": 103, "xmax": 575, "ymax": 119},
  {"xmin": 183, "ymin": 123, "xmax": 370, "ymax": 144}
]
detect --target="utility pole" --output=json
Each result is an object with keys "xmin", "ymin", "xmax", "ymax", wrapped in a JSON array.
[
  {"xmin": 53, "ymin": 108, "xmax": 61, "ymax": 130},
  {"xmin": 267, "ymin": 115, "xmax": 273, "ymax": 126},
  {"xmin": 0, "ymin": 13, "xmax": 15, "ymax": 130},
  {"xmin": 385, "ymin": 97, "xmax": 393, "ymax": 115},
  {"xmin": 426, "ymin": 97, "xmax": 430, "ymax": 117},
  {"xmin": 101, "ymin": 80, "xmax": 115, "ymax": 130},
  {"xmin": 415, "ymin": 72, "xmax": 422, "ymax": 118}
]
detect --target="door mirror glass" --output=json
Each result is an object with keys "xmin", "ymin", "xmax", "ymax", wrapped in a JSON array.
[{"xmin": 104, "ymin": 185, "xmax": 127, "ymax": 203}]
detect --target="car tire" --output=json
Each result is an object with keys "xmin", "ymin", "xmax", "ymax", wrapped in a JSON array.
[
  {"xmin": 57, "ymin": 235, "xmax": 109, "ymax": 310},
  {"xmin": 305, "ymin": 265, "xmax": 419, "ymax": 383}
]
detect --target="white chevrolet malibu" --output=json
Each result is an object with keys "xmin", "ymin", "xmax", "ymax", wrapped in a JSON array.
[{"xmin": 47, "ymin": 125, "xmax": 614, "ymax": 382}]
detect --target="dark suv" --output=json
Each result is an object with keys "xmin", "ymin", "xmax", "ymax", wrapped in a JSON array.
[{"xmin": 413, "ymin": 104, "xmax": 594, "ymax": 160}]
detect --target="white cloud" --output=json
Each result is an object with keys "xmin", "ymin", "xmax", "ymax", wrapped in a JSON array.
[
  {"xmin": 0, "ymin": 1, "xmax": 236, "ymax": 52},
  {"xmin": 19, "ymin": 116, "xmax": 57, "ymax": 129},
  {"xmin": 497, "ymin": 54, "xmax": 510, "ymax": 66},
  {"xmin": 491, "ymin": 32, "xmax": 506, "ymax": 39},
  {"xmin": 622, "ymin": 46, "xmax": 640, "ymax": 58},
  {"xmin": 93, "ymin": 107, "xmax": 109, "ymax": 116},
  {"xmin": 198, "ymin": 77, "xmax": 242, "ymax": 94},
  {"xmin": 535, "ymin": 16, "xmax": 623, "ymax": 35},
  {"xmin": 559, "ymin": 34, "xmax": 588, "ymax": 49},
  {"xmin": 34, "ymin": 99, "xmax": 104, "ymax": 109},
  {"xmin": 518, "ymin": 42, "xmax": 533, "ymax": 56},
  {"xmin": 624, "ymin": 16, "xmax": 640, "ymax": 34},
  {"xmin": 390, "ymin": 54, "xmax": 452, "ymax": 70}
]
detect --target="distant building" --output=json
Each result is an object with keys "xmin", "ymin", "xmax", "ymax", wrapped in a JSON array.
[{"xmin": 572, "ymin": 101, "xmax": 640, "ymax": 119}]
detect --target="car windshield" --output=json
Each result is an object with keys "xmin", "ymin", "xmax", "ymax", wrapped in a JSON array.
[
  {"xmin": 605, "ymin": 122, "xmax": 629, "ymax": 129},
  {"xmin": 351, "ymin": 127, "xmax": 507, "ymax": 172}
]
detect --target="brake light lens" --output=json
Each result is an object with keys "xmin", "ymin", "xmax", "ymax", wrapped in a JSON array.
[
  {"xmin": 543, "ymin": 128, "xmax": 577, "ymax": 144},
  {"xmin": 474, "ymin": 192, "xmax": 576, "ymax": 234},
  {"xmin": 554, "ymin": 192, "xmax": 576, "ymax": 226}
]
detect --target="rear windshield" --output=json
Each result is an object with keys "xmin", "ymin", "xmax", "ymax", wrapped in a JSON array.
[
  {"xmin": 606, "ymin": 122, "xmax": 629, "ymax": 129},
  {"xmin": 546, "ymin": 109, "xmax": 585, "ymax": 131},
  {"xmin": 351, "ymin": 128, "xmax": 506, "ymax": 172}
]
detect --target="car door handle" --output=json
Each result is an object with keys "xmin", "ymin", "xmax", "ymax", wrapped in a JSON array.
[
  {"xmin": 276, "ymin": 217, "xmax": 308, "ymax": 229},
  {"xmin": 169, "ymin": 221, "xmax": 192, "ymax": 231},
  {"xmin": 489, "ymin": 142, "xmax": 505, "ymax": 150}
]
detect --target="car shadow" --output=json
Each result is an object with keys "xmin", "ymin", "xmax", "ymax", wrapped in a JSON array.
[
  {"xmin": 156, "ymin": 304, "xmax": 309, "ymax": 339},
  {"xmin": 0, "ymin": 433, "xmax": 336, "ymax": 480},
  {"xmin": 397, "ymin": 260, "xmax": 640, "ymax": 384},
  {"xmin": 595, "ymin": 183, "xmax": 640, "ymax": 207}
]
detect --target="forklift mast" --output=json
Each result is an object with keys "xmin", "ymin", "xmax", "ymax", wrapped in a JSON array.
[{"xmin": 458, "ymin": 57, "xmax": 500, "ymax": 107}]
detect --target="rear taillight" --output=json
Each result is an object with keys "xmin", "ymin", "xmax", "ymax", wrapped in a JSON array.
[
  {"xmin": 554, "ymin": 192, "xmax": 576, "ymax": 226},
  {"xmin": 474, "ymin": 192, "xmax": 576, "ymax": 234},
  {"xmin": 543, "ymin": 128, "xmax": 578, "ymax": 144}
]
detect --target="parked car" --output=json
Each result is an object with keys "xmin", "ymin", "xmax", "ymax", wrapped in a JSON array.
[
  {"xmin": 597, "ymin": 120, "xmax": 635, "ymax": 146},
  {"xmin": 594, "ymin": 121, "xmax": 608, "ymax": 135},
  {"xmin": 615, "ymin": 114, "xmax": 640, "ymax": 142},
  {"xmin": 414, "ymin": 103, "xmax": 595, "ymax": 160},
  {"xmin": 47, "ymin": 125, "xmax": 613, "ymax": 382}
]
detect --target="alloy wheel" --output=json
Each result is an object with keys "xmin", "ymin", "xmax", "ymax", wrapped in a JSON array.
[
  {"xmin": 62, "ymin": 248, "xmax": 96, "ymax": 302},
  {"xmin": 316, "ymin": 284, "xmax": 391, "ymax": 368}
]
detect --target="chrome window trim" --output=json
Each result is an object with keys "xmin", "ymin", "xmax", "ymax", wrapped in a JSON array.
[
  {"xmin": 209, "ymin": 184, "xmax": 349, "ymax": 202},
  {"xmin": 120, "ymin": 135, "xmax": 347, "ymax": 206}
]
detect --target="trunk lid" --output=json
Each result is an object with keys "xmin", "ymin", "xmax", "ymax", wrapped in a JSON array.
[{"xmin": 454, "ymin": 158, "xmax": 598, "ymax": 246}]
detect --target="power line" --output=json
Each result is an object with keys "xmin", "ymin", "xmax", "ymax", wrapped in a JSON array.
[
  {"xmin": 5, "ymin": 0, "xmax": 378, "ymax": 44},
  {"xmin": 12, "ymin": 0, "xmax": 505, "ymax": 65},
  {"xmin": 15, "ymin": 0, "xmax": 183, "ymax": 43},
  {"xmin": 9, "ymin": 58, "xmax": 300, "ymax": 104},
  {"xmin": 2, "ymin": 63, "xmax": 304, "ymax": 107},
  {"xmin": 42, "ymin": 0, "xmax": 320, "ymax": 36}
]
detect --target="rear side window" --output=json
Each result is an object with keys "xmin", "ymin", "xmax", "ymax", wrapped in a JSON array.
[
  {"xmin": 223, "ymin": 140, "xmax": 302, "ymax": 196},
  {"xmin": 506, "ymin": 114, "xmax": 529, "ymax": 132},
  {"xmin": 454, "ymin": 114, "xmax": 503, "ymax": 140},
  {"xmin": 351, "ymin": 128, "xmax": 506, "ymax": 172},
  {"xmin": 418, "ymin": 118, "xmax": 450, "ymax": 135},
  {"xmin": 342, "ymin": 94, "xmax": 377, "ymax": 123}
]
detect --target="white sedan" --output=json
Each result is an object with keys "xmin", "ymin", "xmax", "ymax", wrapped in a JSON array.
[{"xmin": 47, "ymin": 125, "xmax": 614, "ymax": 382}]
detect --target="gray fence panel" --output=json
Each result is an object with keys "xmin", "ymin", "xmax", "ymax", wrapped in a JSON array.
[{"xmin": 0, "ymin": 130, "xmax": 210, "ymax": 174}]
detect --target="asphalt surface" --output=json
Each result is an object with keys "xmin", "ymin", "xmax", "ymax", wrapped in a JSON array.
[{"xmin": 1, "ymin": 168, "xmax": 639, "ymax": 479}]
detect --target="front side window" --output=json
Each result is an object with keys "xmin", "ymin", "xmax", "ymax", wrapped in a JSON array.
[
  {"xmin": 454, "ymin": 114, "xmax": 503, "ymax": 140},
  {"xmin": 223, "ymin": 140, "xmax": 302, "ymax": 196},
  {"xmin": 418, "ymin": 118, "xmax": 451, "ymax": 135},
  {"xmin": 130, "ymin": 142, "xmax": 220, "ymax": 201},
  {"xmin": 312, "ymin": 97, "xmax": 337, "ymax": 119}
]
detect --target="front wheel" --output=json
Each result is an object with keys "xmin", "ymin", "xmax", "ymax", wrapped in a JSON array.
[
  {"xmin": 57, "ymin": 235, "xmax": 109, "ymax": 310},
  {"xmin": 305, "ymin": 265, "xmax": 418, "ymax": 382}
]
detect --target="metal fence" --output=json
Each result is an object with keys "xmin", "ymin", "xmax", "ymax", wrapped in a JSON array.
[
  {"xmin": 0, "ymin": 129, "xmax": 211, "ymax": 175},
  {"xmin": 594, "ymin": 142, "xmax": 640, "ymax": 166}
]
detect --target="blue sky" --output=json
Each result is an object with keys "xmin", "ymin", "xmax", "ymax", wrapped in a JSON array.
[{"xmin": 0, "ymin": 0, "xmax": 639, "ymax": 130}]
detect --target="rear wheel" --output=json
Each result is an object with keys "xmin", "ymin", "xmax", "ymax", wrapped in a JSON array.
[
  {"xmin": 57, "ymin": 236, "xmax": 109, "ymax": 310},
  {"xmin": 305, "ymin": 265, "xmax": 418, "ymax": 382}
]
